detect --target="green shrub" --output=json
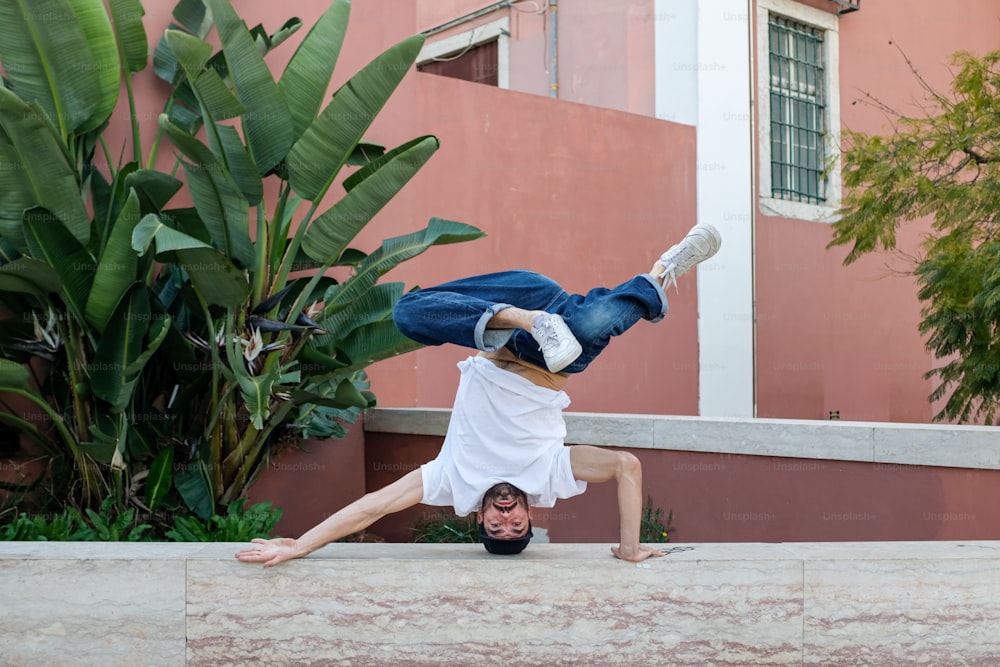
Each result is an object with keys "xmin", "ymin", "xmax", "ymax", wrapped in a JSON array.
[
  {"xmin": 411, "ymin": 512, "xmax": 480, "ymax": 543},
  {"xmin": 165, "ymin": 500, "xmax": 282, "ymax": 542},
  {"xmin": 1, "ymin": 498, "xmax": 152, "ymax": 542},
  {"xmin": 640, "ymin": 495, "xmax": 674, "ymax": 543}
]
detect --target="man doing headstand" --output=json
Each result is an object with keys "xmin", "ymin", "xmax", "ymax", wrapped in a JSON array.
[{"xmin": 236, "ymin": 224, "xmax": 721, "ymax": 566}]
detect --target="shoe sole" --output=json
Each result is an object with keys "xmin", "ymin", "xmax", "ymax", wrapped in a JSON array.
[{"xmin": 546, "ymin": 341, "xmax": 583, "ymax": 373}]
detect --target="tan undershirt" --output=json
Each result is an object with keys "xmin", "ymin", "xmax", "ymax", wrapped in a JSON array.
[{"xmin": 479, "ymin": 347, "xmax": 570, "ymax": 391}]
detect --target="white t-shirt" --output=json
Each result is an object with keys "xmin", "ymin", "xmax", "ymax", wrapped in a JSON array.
[{"xmin": 421, "ymin": 356, "xmax": 588, "ymax": 516}]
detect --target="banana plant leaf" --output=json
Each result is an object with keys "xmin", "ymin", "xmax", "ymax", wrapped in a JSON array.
[
  {"xmin": 85, "ymin": 189, "xmax": 142, "ymax": 332},
  {"xmin": 124, "ymin": 169, "xmax": 184, "ymax": 214},
  {"xmin": 320, "ymin": 218, "xmax": 485, "ymax": 320},
  {"xmin": 90, "ymin": 286, "xmax": 171, "ymax": 412},
  {"xmin": 145, "ymin": 446, "xmax": 174, "ymax": 510},
  {"xmin": 175, "ymin": 458, "xmax": 214, "ymax": 519},
  {"xmin": 0, "ymin": 129, "xmax": 35, "ymax": 250},
  {"xmin": 0, "ymin": 258, "xmax": 62, "ymax": 297},
  {"xmin": 108, "ymin": 0, "xmax": 148, "ymax": 74},
  {"xmin": 0, "ymin": 0, "xmax": 104, "ymax": 136},
  {"xmin": 333, "ymin": 319, "xmax": 424, "ymax": 375},
  {"xmin": 22, "ymin": 207, "xmax": 95, "ymax": 327},
  {"xmin": 132, "ymin": 214, "xmax": 250, "ymax": 307},
  {"xmin": 157, "ymin": 116, "xmax": 255, "ymax": 267},
  {"xmin": 302, "ymin": 136, "xmax": 438, "ymax": 264},
  {"xmin": 65, "ymin": 0, "xmax": 121, "ymax": 133},
  {"xmin": 0, "ymin": 88, "xmax": 90, "ymax": 244},
  {"xmin": 0, "ymin": 359, "xmax": 30, "ymax": 388},
  {"xmin": 312, "ymin": 281, "xmax": 403, "ymax": 345},
  {"xmin": 211, "ymin": 125, "xmax": 263, "ymax": 206},
  {"xmin": 278, "ymin": 0, "xmax": 350, "ymax": 141},
  {"xmin": 206, "ymin": 0, "xmax": 293, "ymax": 175},
  {"xmin": 286, "ymin": 34, "xmax": 425, "ymax": 202},
  {"xmin": 167, "ymin": 30, "xmax": 246, "ymax": 122}
]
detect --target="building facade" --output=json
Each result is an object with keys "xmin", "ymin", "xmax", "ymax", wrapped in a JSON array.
[
  {"xmin": 128, "ymin": 1, "xmax": 999, "ymax": 424},
  {"xmin": 354, "ymin": 0, "xmax": 997, "ymax": 424}
]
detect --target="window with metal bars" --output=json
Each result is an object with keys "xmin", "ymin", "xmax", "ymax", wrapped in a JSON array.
[{"xmin": 768, "ymin": 14, "xmax": 826, "ymax": 204}]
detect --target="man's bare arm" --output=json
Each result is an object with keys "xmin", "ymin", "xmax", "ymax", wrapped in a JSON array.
[
  {"xmin": 569, "ymin": 445, "xmax": 664, "ymax": 562},
  {"xmin": 235, "ymin": 468, "xmax": 425, "ymax": 567}
]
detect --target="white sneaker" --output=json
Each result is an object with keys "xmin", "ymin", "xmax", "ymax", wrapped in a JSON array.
[
  {"xmin": 657, "ymin": 223, "xmax": 722, "ymax": 290},
  {"xmin": 531, "ymin": 313, "xmax": 582, "ymax": 373}
]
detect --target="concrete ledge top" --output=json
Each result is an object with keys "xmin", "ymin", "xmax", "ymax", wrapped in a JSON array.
[
  {"xmin": 365, "ymin": 407, "xmax": 1000, "ymax": 470},
  {"xmin": 4, "ymin": 540, "xmax": 1000, "ymax": 562},
  {"xmin": 6, "ymin": 540, "xmax": 1000, "ymax": 665}
]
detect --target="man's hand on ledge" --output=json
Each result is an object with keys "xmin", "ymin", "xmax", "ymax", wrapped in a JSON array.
[
  {"xmin": 236, "ymin": 537, "xmax": 303, "ymax": 568},
  {"xmin": 611, "ymin": 543, "xmax": 665, "ymax": 563}
]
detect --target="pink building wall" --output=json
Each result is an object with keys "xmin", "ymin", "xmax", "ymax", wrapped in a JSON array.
[{"xmin": 753, "ymin": 2, "xmax": 1000, "ymax": 422}]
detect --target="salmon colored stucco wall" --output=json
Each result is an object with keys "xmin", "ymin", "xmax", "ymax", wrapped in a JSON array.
[
  {"xmin": 754, "ymin": 2, "xmax": 1000, "ymax": 423},
  {"xmin": 416, "ymin": 0, "xmax": 657, "ymax": 116},
  {"xmin": 360, "ymin": 74, "xmax": 699, "ymax": 415}
]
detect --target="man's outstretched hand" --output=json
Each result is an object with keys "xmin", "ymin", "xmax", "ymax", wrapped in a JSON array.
[
  {"xmin": 235, "ymin": 537, "xmax": 302, "ymax": 568},
  {"xmin": 611, "ymin": 543, "xmax": 665, "ymax": 563}
]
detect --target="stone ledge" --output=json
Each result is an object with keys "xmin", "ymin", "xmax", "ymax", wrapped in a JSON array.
[
  {"xmin": 2, "ymin": 541, "xmax": 999, "ymax": 665},
  {"xmin": 365, "ymin": 408, "xmax": 1000, "ymax": 470}
]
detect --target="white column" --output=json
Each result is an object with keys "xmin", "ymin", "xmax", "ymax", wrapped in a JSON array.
[
  {"xmin": 694, "ymin": 0, "xmax": 755, "ymax": 417},
  {"xmin": 655, "ymin": 0, "xmax": 755, "ymax": 418}
]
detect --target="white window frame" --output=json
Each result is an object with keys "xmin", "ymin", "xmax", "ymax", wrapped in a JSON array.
[
  {"xmin": 756, "ymin": 0, "xmax": 841, "ymax": 223},
  {"xmin": 417, "ymin": 16, "xmax": 510, "ymax": 89}
]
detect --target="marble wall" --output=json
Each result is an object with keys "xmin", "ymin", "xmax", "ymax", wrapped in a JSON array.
[{"xmin": 1, "ymin": 541, "xmax": 998, "ymax": 665}]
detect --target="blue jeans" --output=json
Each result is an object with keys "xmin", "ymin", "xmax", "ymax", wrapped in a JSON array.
[{"xmin": 392, "ymin": 270, "xmax": 668, "ymax": 374}]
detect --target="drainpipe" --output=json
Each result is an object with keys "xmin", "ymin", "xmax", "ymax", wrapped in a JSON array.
[{"xmin": 549, "ymin": 0, "xmax": 558, "ymax": 97}]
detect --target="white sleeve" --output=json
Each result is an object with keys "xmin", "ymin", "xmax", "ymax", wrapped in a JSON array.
[
  {"xmin": 551, "ymin": 446, "xmax": 587, "ymax": 500},
  {"xmin": 420, "ymin": 459, "xmax": 454, "ymax": 507}
]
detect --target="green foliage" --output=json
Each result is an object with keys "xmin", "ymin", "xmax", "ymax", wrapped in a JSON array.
[
  {"xmin": 640, "ymin": 495, "xmax": 673, "ymax": 543},
  {"xmin": 830, "ymin": 49, "xmax": 1000, "ymax": 423},
  {"xmin": 1, "ymin": 498, "xmax": 280, "ymax": 542},
  {"xmin": 0, "ymin": 0, "xmax": 483, "ymax": 524},
  {"xmin": 411, "ymin": 512, "xmax": 481, "ymax": 543},
  {"xmin": 1, "ymin": 498, "xmax": 152, "ymax": 542},
  {"xmin": 165, "ymin": 500, "xmax": 282, "ymax": 542}
]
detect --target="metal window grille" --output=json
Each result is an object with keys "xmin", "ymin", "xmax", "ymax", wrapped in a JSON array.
[{"xmin": 768, "ymin": 15, "xmax": 826, "ymax": 204}]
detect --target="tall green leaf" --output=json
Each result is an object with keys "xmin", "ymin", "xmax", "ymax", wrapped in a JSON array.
[
  {"xmin": 175, "ymin": 459, "xmax": 214, "ymax": 519},
  {"xmin": 0, "ymin": 359, "xmax": 30, "ymax": 388},
  {"xmin": 302, "ymin": 136, "xmax": 438, "ymax": 263},
  {"xmin": 66, "ymin": 0, "xmax": 121, "ymax": 133},
  {"xmin": 320, "ymin": 218, "xmax": 485, "ymax": 319},
  {"xmin": 145, "ymin": 442, "xmax": 175, "ymax": 510},
  {"xmin": 212, "ymin": 125, "xmax": 263, "ymax": 206},
  {"xmin": 90, "ymin": 286, "xmax": 150, "ymax": 411},
  {"xmin": 165, "ymin": 30, "xmax": 246, "ymax": 122},
  {"xmin": 132, "ymin": 214, "xmax": 250, "ymax": 308},
  {"xmin": 22, "ymin": 207, "xmax": 94, "ymax": 325},
  {"xmin": 0, "ymin": 0, "xmax": 102, "ymax": 136},
  {"xmin": 158, "ymin": 116, "xmax": 255, "ymax": 267},
  {"xmin": 286, "ymin": 34, "xmax": 425, "ymax": 201},
  {"xmin": 108, "ymin": 0, "xmax": 148, "ymax": 73},
  {"xmin": 206, "ymin": 0, "xmax": 293, "ymax": 175},
  {"xmin": 86, "ymin": 190, "xmax": 141, "ymax": 332},
  {"xmin": 0, "ymin": 128, "xmax": 34, "ymax": 250},
  {"xmin": 0, "ymin": 88, "xmax": 90, "ymax": 242},
  {"xmin": 0, "ymin": 258, "xmax": 61, "ymax": 296},
  {"xmin": 278, "ymin": 0, "xmax": 350, "ymax": 141}
]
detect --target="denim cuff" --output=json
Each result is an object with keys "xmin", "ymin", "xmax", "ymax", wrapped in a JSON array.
[
  {"xmin": 474, "ymin": 303, "xmax": 514, "ymax": 351},
  {"xmin": 638, "ymin": 273, "xmax": 669, "ymax": 323}
]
